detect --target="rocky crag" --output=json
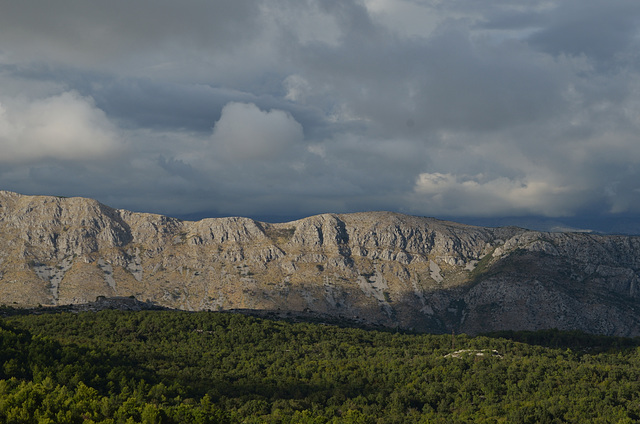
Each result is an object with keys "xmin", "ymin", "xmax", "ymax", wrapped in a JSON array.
[{"xmin": 1, "ymin": 191, "xmax": 639, "ymax": 336}]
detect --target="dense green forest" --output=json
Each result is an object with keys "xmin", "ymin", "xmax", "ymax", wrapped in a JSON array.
[{"xmin": 1, "ymin": 310, "xmax": 640, "ymax": 423}]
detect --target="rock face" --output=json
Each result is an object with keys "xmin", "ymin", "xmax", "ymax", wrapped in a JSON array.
[{"xmin": 1, "ymin": 190, "xmax": 640, "ymax": 336}]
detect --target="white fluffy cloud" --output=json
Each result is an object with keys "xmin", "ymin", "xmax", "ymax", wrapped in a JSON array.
[
  {"xmin": 0, "ymin": 92, "xmax": 122, "ymax": 162},
  {"xmin": 210, "ymin": 102, "xmax": 304, "ymax": 160},
  {"xmin": 412, "ymin": 173, "xmax": 582, "ymax": 217}
]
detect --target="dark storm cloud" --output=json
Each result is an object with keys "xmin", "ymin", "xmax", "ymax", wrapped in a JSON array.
[
  {"xmin": 0, "ymin": 0, "xmax": 263, "ymax": 69},
  {"xmin": 1, "ymin": 0, "xmax": 640, "ymax": 230},
  {"xmin": 91, "ymin": 79, "xmax": 253, "ymax": 132},
  {"xmin": 526, "ymin": 0, "xmax": 640, "ymax": 63}
]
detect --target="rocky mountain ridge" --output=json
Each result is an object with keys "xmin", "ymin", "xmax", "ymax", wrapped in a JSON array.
[{"xmin": 1, "ymin": 190, "xmax": 639, "ymax": 336}]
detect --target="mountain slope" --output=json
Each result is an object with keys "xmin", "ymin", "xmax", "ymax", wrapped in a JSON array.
[{"xmin": 1, "ymin": 191, "xmax": 639, "ymax": 336}]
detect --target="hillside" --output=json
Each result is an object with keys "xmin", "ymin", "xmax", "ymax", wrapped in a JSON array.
[
  {"xmin": 3, "ymin": 310, "xmax": 640, "ymax": 423},
  {"xmin": 1, "ymin": 191, "xmax": 640, "ymax": 336}
]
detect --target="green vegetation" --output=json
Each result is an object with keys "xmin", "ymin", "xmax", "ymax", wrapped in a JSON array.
[
  {"xmin": 2, "ymin": 310, "xmax": 640, "ymax": 423},
  {"xmin": 468, "ymin": 248, "xmax": 497, "ymax": 282}
]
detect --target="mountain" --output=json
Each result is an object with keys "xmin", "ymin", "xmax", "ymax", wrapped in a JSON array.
[{"xmin": 1, "ymin": 190, "xmax": 639, "ymax": 336}]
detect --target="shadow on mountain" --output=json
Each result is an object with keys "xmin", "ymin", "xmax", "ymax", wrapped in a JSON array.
[
  {"xmin": 0, "ymin": 296, "xmax": 171, "ymax": 317},
  {"xmin": 481, "ymin": 328, "xmax": 640, "ymax": 353}
]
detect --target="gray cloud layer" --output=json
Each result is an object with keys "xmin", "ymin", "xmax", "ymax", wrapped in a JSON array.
[{"xmin": 1, "ymin": 0, "xmax": 640, "ymax": 229}]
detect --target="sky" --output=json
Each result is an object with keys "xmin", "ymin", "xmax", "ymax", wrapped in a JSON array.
[{"xmin": 1, "ymin": 0, "xmax": 640, "ymax": 233}]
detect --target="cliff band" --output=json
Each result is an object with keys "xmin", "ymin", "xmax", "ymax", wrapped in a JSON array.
[{"xmin": 1, "ymin": 191, "xmax": 639, "ymax": 336}]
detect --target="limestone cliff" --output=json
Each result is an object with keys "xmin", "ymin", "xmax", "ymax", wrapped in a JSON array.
[{"xmin": 1, "ymin": 191, "xmax": 639, "ymax": 336}]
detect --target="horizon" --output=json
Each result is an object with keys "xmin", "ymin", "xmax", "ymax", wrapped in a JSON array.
[{"xmin": 6, "ymin": 188, "xmax": 640, "ymax": 235}]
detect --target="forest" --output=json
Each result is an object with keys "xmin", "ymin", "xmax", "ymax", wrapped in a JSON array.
[{"xmin": 1, "ymin": 309, "xmax": 640, "ymax": 423}]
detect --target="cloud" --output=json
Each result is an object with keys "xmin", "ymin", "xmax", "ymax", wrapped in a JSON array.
[
  {"xmin": 0, "ymin": 1, "xmax": 263, "ymax": 73},
  {"xmin": 210, "ymin": 102, "xmax": 304, "ymax": 160},
  {"xmin": 1, "ymin": 0, "xmax": 640, "ymax": 230},
  {"xmin": 525, "ymin": 0, "xmax": 640, "ymax": 63},
  {"xmin": 411, "ymin": 173, "xmax": 582, "ymax": 217},
  {"xmin": 0, "ymin": 91, "xmax": 122, "ymax": 162}
]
